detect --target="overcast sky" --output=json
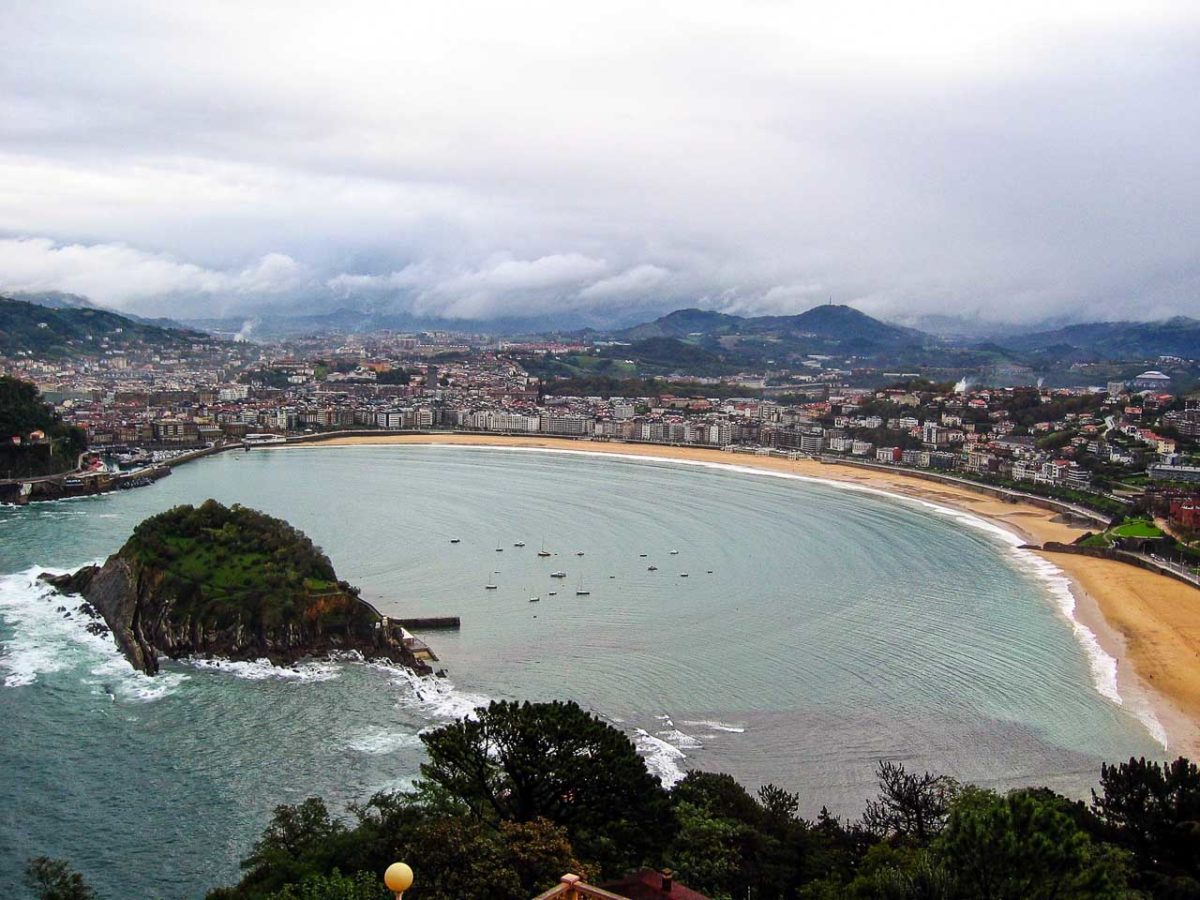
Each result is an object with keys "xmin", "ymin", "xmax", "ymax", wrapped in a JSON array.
[{"xmin": 1, "ymin": 1, "xmax": 1197, "ymax": 326}]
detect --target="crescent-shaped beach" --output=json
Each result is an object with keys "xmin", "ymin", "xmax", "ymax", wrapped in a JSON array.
[{"xmin": 280, "ymin": 432, "xmax": 1200, "ymax": 756}]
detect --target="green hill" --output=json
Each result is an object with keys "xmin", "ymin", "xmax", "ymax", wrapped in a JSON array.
[
  {"xmin": 0, "ymin": 375, "xmax": 86, "ymax": 477},
  {"xmin": 1003, "ymin": 317, "xmax": 1200, "ymax": 360},
  {"xmin": 46, "ymin": 500, "xmax": 423, "ymax": 675},
  {"xmin": 614, "ymin": 304, "xmax": 933, "ymax": 367},
  {"xmin": 0, "ymin": 295, "xmax": 212, "ymax": 357}
]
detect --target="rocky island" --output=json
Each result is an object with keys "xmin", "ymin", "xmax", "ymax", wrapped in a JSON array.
[{"xmin": 42, "ymin": 500, "xmax": 431, "ymax": 676}]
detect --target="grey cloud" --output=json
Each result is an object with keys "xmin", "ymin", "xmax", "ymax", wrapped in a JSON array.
[{"xmin": 1, "ymin": 0, "xmax": 1198, "ymax": 326}]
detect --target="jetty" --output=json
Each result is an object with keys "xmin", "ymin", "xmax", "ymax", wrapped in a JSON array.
[{"xmin": 373, "ymin": 613, "xmax": 461, "ymax": 667}]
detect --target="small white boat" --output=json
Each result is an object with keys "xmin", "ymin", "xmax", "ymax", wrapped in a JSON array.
[
  {"xmin": 548, "ymin": 591, "xmax": 557, "ymax": 596},
  {"xmin": 529, "ymin": 594, "xmax": 539, "ymax": 602},
  {"xmin": 669, "ymin": 550, "xmax": 679, "ymax": 555},
  {"xmin": 679, "ymin": 573, "xmax": 689, "ymax": 577},
  {"xmin": 647, "ymin": 565, "xmax": 658, "ymax": 571},
  {"xmin": 576, "ymin": 551, "xmax": 585, "ymax": 557},
  {"xmin": 514, "ymin": 541, "xmax": 526, "ymax": 548},
  {"xmin": 450, "ymin": 538, "xmax": 461, "ymax": 544},
  {"xmin": 550, "ymin": 571, "xmax": 567, "ymax": 578}
]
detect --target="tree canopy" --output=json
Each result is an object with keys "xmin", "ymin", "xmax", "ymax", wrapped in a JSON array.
[
  {"xmin": 0, "ymin": 375, "xmax": 86, "ymax": 477},
  {"xmin": 193, "ymin": 701, "xmax": 1198, "ymax": 900},
  {"xmin": 419, "ymin": 699, "xmax": 675, "ymax": 875}
]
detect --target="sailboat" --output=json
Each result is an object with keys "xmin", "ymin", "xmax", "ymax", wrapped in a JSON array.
[
  {"xmin": 575, "ymin": 576, "xmax": 590, "ymax": 596},
  {"xmin": 528, "ymin": 586, "xmax": 539, "ymax": 602},
  {"xmin": 537, "ymin": 539, "xmax": 551, "ymax": 557},
  {"xmin": 484, "ymin": 571, "xmax": 498, "ymax": 590}
]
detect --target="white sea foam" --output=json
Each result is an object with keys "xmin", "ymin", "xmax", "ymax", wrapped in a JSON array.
[
  {"xmin": 386, "ymin": 665, "xmax": 491, "ymax": 721},
  {"xmin": 652, "ymin": 715, "xmax": 703, "ymax": 750},
  {"xmin": 345, "ymin": 728, "xmax": 424, "ymax": 754},
  {"xmin": 681, "ymin": 719, "xmax": 747, "ymax": 734},
  {"xmin": 422, "ymin": 444, "xmax": 1168, "ymax": 749},
  {"xmin": 374, "ymin": 776, "xmax": 419, "ymax": 795},
  {"xmin": 0, "ymin": 566, "xmax": 187, "ymax": 701},
  {"xmin": 181, "ymin": 656, "xmax": 341, "ymax": 682},
  {"xmin": 634, "ymin": 728, "xmax": 688, "ymax": 787}
]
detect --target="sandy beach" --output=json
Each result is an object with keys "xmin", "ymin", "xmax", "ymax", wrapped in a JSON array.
[{"xmin": 280, "ymin": 433, "xmax": 1200, "ymax": 755}]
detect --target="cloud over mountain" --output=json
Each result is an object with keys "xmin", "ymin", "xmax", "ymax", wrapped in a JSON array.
[{"xmin": 1, "ymin": 1, "xmax": 1197, "ymax": 325}]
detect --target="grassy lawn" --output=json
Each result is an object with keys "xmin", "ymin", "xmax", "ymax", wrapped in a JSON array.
[{"xmin": 1110, "ymin": 519, "xmax": 1164, "ymax": 539}]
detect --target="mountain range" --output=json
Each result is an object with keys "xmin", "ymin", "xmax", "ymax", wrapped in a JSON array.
[
  {"xmin": 602, "ymin": 306, "xmax": 1200, "ymax": 366},
  {"xmin": 3, "ymin": 289, "xmax": 1197, "ymax": 369}
]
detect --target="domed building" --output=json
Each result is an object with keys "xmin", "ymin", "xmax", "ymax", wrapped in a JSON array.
[{"xmin": 1131, "ymin": 370, "xmax": 1172, "ymax": 392}]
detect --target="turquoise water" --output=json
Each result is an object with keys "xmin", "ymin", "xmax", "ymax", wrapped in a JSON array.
[{"xmin": 0, "ymin": 445, "xmax": 1163, "ymax": 897}]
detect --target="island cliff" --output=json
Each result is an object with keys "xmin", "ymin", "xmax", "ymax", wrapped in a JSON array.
[{"xmin": 42, "ymin": 500, "xmax": 431, "ymax": 676}]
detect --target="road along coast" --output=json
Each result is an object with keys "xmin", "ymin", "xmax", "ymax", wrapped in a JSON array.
[{"xmin": 272, "ymin": 433, "xmax": 1200, "ymax": 756}]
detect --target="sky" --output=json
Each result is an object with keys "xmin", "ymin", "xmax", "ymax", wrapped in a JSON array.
[{"xmin": 1, "ymin": 0, "xmax": 1198, "ymax": 327}]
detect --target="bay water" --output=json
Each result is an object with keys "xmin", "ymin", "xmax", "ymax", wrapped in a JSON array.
[{"xmin": 0, "ymin": 445, "xmax": 1163, "ymax": 897}]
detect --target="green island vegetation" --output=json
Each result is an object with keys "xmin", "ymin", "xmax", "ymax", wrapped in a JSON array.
[
  {"xmin": 123, "ymin": 500, "xmax": 357, "ymax": 630},
  {"xmin": 0, "ymin": 375, "xmax": 87, "ymax": 478},
  {"xmin": 32, "ymin": 701, "xmax": 1200, "ymax": 899}
]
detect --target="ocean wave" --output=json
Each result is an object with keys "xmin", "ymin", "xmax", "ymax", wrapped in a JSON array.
[
  {"xmin": 653, "ymin": 714, "xmax": 703, "ymax": 750},
  {"xmin": 0, "ymin": 566, "xmax": 187, "ymax": 701},
  {"xmin": 373, "ymin": 776, "xmax": 419, "ymax": 795},
  {"xmin": 345, "ymin": 728, "xmax": 424, "ymax": 754},
  {"xmin": 386, "ymin": 665, "xmax": 491, "ymax": 721},
  {"xmin": 680, "ymin": 719, "xmax": 747, "ymax": 733},
  {"xmin": 634, "ymin": 728, "xmax": 688, "ymax": 787},
  {"xmin": 180, "ymin": 656, "xmax": 342, "ymax": 682}
]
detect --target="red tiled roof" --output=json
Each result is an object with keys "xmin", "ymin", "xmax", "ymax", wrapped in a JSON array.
[{"xmin": 599, "ymin": 870, "xmax": 710, "ymax": 900}]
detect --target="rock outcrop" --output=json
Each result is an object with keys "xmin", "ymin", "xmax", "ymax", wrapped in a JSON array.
[{"xmin": 40, "ymin": 501, "xmax": 432, "ymax": 676}]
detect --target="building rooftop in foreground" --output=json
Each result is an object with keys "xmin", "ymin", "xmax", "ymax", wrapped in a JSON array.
[{"xmin": 532, "ymin": 870, "xmax": 710, "ymax": 900}]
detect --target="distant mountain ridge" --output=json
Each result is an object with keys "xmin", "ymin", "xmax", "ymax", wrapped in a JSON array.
[
  {"xmin": 617, "ymin": 304, "xmax": 928, "ymax": 346},
  {"xmin": 1000, "ymin": 317, "xmax": 1200, "ymax": 360}
]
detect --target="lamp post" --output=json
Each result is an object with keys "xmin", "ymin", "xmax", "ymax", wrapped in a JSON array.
[{"xmin": 384, "ymin": 862, "xmax": 414, "ymax": 899}]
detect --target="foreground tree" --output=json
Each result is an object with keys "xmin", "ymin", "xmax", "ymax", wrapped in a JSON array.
[
  {"xmin": 419, "ymin": 699, "xmax": 674, "ymax": 875},
  {"xmin": 24, "ymin": 857, "xmax": 95, "ymax": 900},
  {"xmin": 232, "ymin": 798, "xmax": 349, "ymax": 896},
  {"xmin": 262, "ymin": 870, "xmax": 387, "ymax": 900},
  {"xmin": 935, "ymin": 787, "xmax": 1134, "ymax": 899},
  {"xmin": 1092, "ymin": 756, "xmax": 1200, "ymax": 892},
  {"xmin": 862, "ymin": 761, "xmax": 957, "ymax": 842}
]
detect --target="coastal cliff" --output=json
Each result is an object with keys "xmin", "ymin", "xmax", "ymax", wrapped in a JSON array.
[{"xmin": 42, "ymin": 500, "xmax": 429, "ymax": 676}]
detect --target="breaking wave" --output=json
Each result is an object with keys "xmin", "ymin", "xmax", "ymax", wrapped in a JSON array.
[{"xmin": 0, "ymin": 566, "xmax": 186, "ymax": 701}]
